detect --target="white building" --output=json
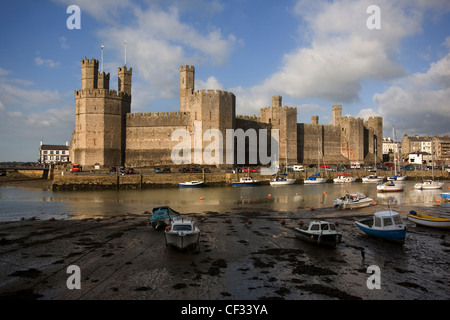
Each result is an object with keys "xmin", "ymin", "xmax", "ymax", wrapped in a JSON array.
[
  {"xmin": 39, "ymin": 141, "xmax": 70, "ymax": 164},
  {"xmin": 407, "ymin": 152, "xmax": 432, "ymax": 165},
  {"xmin": 382, "ymin": 137, "xmax": 400, "ymax": 155}
]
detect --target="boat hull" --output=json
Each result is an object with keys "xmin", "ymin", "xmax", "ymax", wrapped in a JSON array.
[
  {"xmin": 179, "ymin": 181, "xmax": 204, "ymax": 187},
  {"xmin": 293, "ymin": 228, "xmax": 342, "ymax": 248},
  {"xmin": 164, "ymin": 229, "xmax": 200, "ymax": 250},
  {"xmin": 232, "ymin": 182, "xmax": 261, "ymax": 187},
  {"xmin": 407, "ymin": 214, "xmax": 450, "ymax": 229},
  {"xmin": 334, "ymin": 198, "xmax": 373, "ymax": 210},
  {"xmin": 270, "ymin": 179, "xmax": 296, "ymax": 186},
  {"xmin": 304, "ymin": 178, "xmax": 327, "ymax": 184},
  {"xmin": 355, "ymin": 220, "xmax": 406, "ymax": 243}
]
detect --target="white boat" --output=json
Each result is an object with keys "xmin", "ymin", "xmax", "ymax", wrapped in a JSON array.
[
  {"xmin": 164, "ymin": 217, "xmax": 200, "ymax": 251},
  {"xmin": 414, "ymin": 180, "xmax": 443, "ymax": 190},
  {"xmin": 333, "ymin": 174, "xmax": 357, "ymax": 183},
  {"xmin": 388, "ymin": 175, "xmax": 406, "ymax": 181},
  {"xmin": 304, "ymin": 173, "xmax": 327, "ymax": 184},
  {"xmin": 179, "ymin": 180, "xmax": 204, "ymax": 187},
  {"xmin": 355, "ymin": 211, "xmax": 407, "ymax": 244},
  {"xmin": 294, "ymin": 221, "xmax": 342, "ymax": 248},
  {"xmin": 362, "ymin": 175, "xmax": 384, "ymax": 183},
  {"xmin": 333, "ymin": 193, "xmax": 373, "ymax": 209},
  {"xmin": 270, "ymin": 175, "xmax": 296, "ymax": 186},
  {"xmin": 232, "ymin": 177, "xmax": 261, "ymax": 187},
  {"xmin": 407, "ymin": 211, "xmax": 450, "ymax": 229},
  {"xmin": 377, "ymin": 181, "xmax": 404, "ymax": 192}
]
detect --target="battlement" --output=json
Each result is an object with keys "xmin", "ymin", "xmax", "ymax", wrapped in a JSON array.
[
  {"xmin": 126, "ymin": 111, "xmax": 190, "ymax": 127},
  {"xmin": 180, "ymin": 65, "xmax": 195, "ymax": 72},
  {"xmin": 340, "ymin": 116, "xmax": 364, "ymax": 124},
  {"xmin": 260, "ymin": 105, "xmax": 297, "ymax": 113},
  {"xmin": 118, "ymin": 66, "xmax": 133, "ymax": 74},
  {"xmin": 81, "ymin": 58, "xmax": 98, "ymax": 66},
  {"xmin": 236, "ymin": 115, "xmax": 261, "ymax": 122},
  {"xmin": 74, "ymin": 88, "xmax": 131, "ymax": 100},
  {"xmin": 192, "ymin": 89, "xmax": 235, "ymax": 97}
]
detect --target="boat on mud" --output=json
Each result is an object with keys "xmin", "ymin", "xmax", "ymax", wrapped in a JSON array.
[
  {"xmin": 164, "ymin": 217, "xmax": 200, "ymax": 251},
  {"xmin": 407, "ymin": 210, "xmax": 450, "ymax": 229},
  {"xmin": 293, "ymin": 220, "xmax": 342, "ymax": 248},
  {"xmin": 149, "ymin": 206, "xmax": 181, "ymax": 230},
  {"xmin": 355, "ymin": 210, "xmax": 407, "ymax": 244}
]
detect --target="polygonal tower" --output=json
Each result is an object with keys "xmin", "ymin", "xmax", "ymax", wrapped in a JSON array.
[{"xmin": 70, "ymin": 58, "xmax": 132, "ymax": 167}]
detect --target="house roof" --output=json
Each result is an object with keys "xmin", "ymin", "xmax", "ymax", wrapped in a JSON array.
[{"xmin": 40, "ymin": 144, "xmax": 69, "ymax": 151}]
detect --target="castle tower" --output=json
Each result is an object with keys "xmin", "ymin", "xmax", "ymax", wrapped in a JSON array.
[
  {"xmin": 364, "ymin": 116, "xmax": 383, "ymax": 164},
  {"xmin": 180, "ymin": 65, "xmax": 195, "ymax": 113},
  {"xmin": 260, "ymin": 96, "xmax": 297, "ymax": 165},
  {"xmin": 118, "ymin": 66, "xmax": 132, "ymax": 95},
  {"xmin": 332, "ymin": 104, "xmax": 342, "ymax": 126},
  {"xmin": 311, "ymin": 116, "xmax": 319, "ymax": 125},
  {"xmin": 81, "ymin": 58, "xmax": 98, "ymax": 90},
  {"xmin": 71, "ymin": 58, "xmax": 132, "ymax": 167}
]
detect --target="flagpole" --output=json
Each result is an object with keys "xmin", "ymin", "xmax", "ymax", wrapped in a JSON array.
[
  {"xmin": 101, "ymin": 45, "xmax": 104, "ymax": 73},
  {"xmin": 124, "ymin": 40, "xmax": 127, "ymax": 66}
]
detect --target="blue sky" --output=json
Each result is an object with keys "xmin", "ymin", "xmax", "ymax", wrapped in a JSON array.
[{"xmin": 0, "ymin": 0, "xmax": 449, "ymax": 162}]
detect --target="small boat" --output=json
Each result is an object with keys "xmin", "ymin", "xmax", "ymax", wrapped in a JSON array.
[
  {"xmin": 376, "ymin": 181, "xmax": 404, "ymax": 192},
  {"xmin": 333, "ymin": 193, "xmax": 373, "ymax": 209},
  {"xmin": 178, "ymin": 180, "xmax": 204, "ymax": 188},
  {"xmin": 304, "ymin": 173, "xmax": 327, "ymax": 184},
  {"xmin": 355, "ymin": 211, "xmax": 407, "ymax": 243},
  {"xmin": 149, "ymin": 206, "xmax": 180, "ymax": 230},
  {"xmin": 414, "ymin": 180, "xmax": 443, "ymax": 190},
  {"xmin": 270, "ymin": 175, "xmax": 296, "ymax": 186},
  {"xmin": 293, "ymin": 220, "xmax": 342, "ymax": 248},
  {"xmin": 333, "ymin": 174, "xmax": 357, "ymax": 183},
  {"xmin": 362, "ymin": 175, "xmax": 384, "ymax": 183},
  {"xmin": 232, "ymin": 177, "xmax": 260, "ymax": 187},
  {"xmin": 407, "ymin": 210, "xmax": 450, "ymax": 229},
  {"xmin": 441, "ymin": 193, "xmax": 450, "ymax": 201},
  {"xmin": 164, "ymin": 217, "xmax": 200, "ymax": 251},
  {"xmin": 387, "ymin": 175, "xmax": 406, "ymax": 181}
]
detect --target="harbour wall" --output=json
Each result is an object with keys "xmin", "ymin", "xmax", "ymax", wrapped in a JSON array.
[{"xmin": 51, "ymin": 170, "xmax": 449, "ymax": 191}]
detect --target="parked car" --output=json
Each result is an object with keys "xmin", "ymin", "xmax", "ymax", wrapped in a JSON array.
[
  {"xmin": 109, "ymin": 166, "xmax": 116, "ymax": 174},
  {"xmin": 154, "ymin": 167, "xmax": 162, "ymax": 173},
  {"xmin": 127, "ymin": 168, "xmax": 136, "ymax": 174},
  {"xmin": 0, "ymin": 170, "xmax": 6, "ymax": 176},
  {"xmin": 162, "ymin": 168, "xmax": 171, "ymax": 173},
  {"xmin": 119, "ymin": 166, "xmax": 126, "ymax": 175}
]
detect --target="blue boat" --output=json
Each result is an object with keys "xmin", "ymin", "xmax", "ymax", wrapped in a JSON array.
[
  {"xmin": 304, "ymin": 173, "xmax": 327, "ymax": 184},
  {"xmin": 232, "ymin": 177, "xmax": 260, "ymax": 187},
  {"xmin": 355, "ymin": 211, "xmax": 406, "ymax": 244},
  {"xmin": 149, "ymin": 206, "xmax": 181, "ymax": 230}
]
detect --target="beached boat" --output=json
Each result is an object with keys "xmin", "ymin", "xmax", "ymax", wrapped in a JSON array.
[
  {"xmin": 270, "ymin": 175, "xmax": 296, "ymax": 186},
  {"xmin": 414, "ymin": 180, "xmax": 443, "ymax": 190},
  {"xmin": 293, "ymin": 220, "xmax": 342, "ymax": 248},
  {"xmin": 441, "ymin": 193, "xmax": 450, "ymax": 201},
  {"xmin": 362, "ymin": 175, "xmax": 384, "ymax": 183},
  {"xmin": 333, "ymin": 174, "xmax": 357, "ymax": 183},
  {"xmin": 355, "ymin": 211, "xmax": 407, "ymax": 243},
  {"xmin": 178, "ymin": 180, "xmax": 204, "ymax": 187},
  {"xmin": 333, "ymin": 193, "xmax": 373, "ymax": 209},
  {"xmin": 149, "ymin": 206, "xmax": 181, "ymax": 230},
  {"xmin": 232, "ymin": 177, "xmax": 260, "ymax": 187},
  {"xmin": 376, "ymin": 181, "xmax": 404, "ymax": 192},
  {"xmin": 407, "ymin": 211, "xmax": 450, "ymax": 229},
  {"xmin": 304, "ymin": 173, "xmax": 327, "ymax": 184},
  {"xmin": 164, "ymin": 217, "xmax": 200, "ymax": 251}
]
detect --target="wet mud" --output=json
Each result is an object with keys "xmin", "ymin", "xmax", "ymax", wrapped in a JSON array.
[{"xmin": 0, "ymin": 203, "xmax": 449, "ymax": 300}]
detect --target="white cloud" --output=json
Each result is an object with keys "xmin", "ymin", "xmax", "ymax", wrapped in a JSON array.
[
  {"xmin": 35, "ymin": 57, "xmax": 60, "ymax": 68},
  {"xmin": 374, "ymin": 53, "xmax": 450, "ymax": 136},
  {"xmin": 0, "ymin": 68, "xmax": 10, "ymax": 76},
  {"xmin": 196, "ymin": 76, "xmax": 223, "ymax": 90}
]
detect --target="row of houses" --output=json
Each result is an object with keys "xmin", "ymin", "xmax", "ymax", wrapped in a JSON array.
[{"xmin": 382, "ymin": 134, "xmax": 450, "ymax": 166}]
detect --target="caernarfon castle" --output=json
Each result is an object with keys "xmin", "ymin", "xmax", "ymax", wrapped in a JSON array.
[{"xmin": 70, "ymin": 58, "xmax": 383, "ymax": 169}]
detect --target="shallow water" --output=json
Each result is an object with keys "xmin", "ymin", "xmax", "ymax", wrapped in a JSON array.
[{"xmin": 0, "ymin": 180, "xmax": 448, "ymax": 221}]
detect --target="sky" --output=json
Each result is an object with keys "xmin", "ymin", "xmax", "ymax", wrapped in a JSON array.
[{"xmin": 0, "ymin": 0, "xmax": 449, "ymax": 162}]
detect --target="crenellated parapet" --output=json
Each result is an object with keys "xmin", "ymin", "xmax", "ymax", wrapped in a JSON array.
[
  {"xmin": 74, "ymin": 88, "xmax": 131, "ymax": 102},
  {"xmin": 127, "ymin": 111, "xmax": 190, "ymax": 127}
]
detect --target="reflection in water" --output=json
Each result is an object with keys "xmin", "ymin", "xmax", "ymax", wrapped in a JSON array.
[{"xmin": 0, "ymin": 181, "xmax": 448, "ymax": 221}]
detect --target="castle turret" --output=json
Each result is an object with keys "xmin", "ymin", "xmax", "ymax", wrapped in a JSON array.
[
  {"xmin": 118, "ymin": 66, "xmax": 132, "ymax": 96},
  {"xmin": 311, "ymin": 116, "xmax": 319, "ymax": 125},
  {"xmin": 81, "ymin": 58, "xmax": 98, "ymax": 90},
  {"xmin": 180, "ymin": 65, "xmax": 195, "ymax": 113},
  {"xmin": 332, "ymin": 104, "xmax": 342, "ymax": 126},
  {"xmin": 98, "ymin": 71, "xmax": 110, "ymax": 90}
]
